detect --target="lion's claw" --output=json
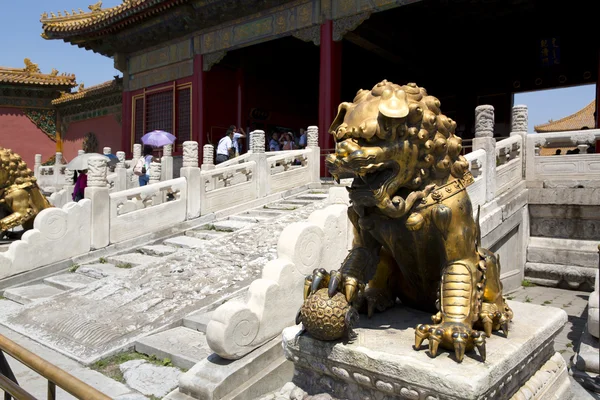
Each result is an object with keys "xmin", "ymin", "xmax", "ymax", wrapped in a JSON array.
[
  {"xmin": 478, "ymin": 305, "xmax": 513, "ymax": 338},
  {"xmin": 304, "ymin": 269, "xmax": 361, "ymax": 304},
  {"xmin": 415, "ymin": 323, "xmax": 486, "ymax": 363}
]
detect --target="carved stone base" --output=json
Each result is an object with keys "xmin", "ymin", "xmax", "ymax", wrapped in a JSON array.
[{"xmin": 283, "ymin": 301, "xmax": 570, "ymax": 400}]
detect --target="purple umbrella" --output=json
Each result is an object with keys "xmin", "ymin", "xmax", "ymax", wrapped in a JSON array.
[{"xmin": 141, "ymin": 130, "xmax": 176, "ymax": 147}]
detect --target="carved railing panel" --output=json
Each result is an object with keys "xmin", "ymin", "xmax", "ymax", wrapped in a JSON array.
[
  {"xmin": 200, "ymin": 161, "xmax": 257, "ymax": 215},
  {"xmin": 267, "ymin": 149, "xmax": 311, "ymax": 193},
  {"xmin": 495, "ymin": 136, "xmax": 523, "ymax": 196},
  {"xmin": 465, "ymin": 149, "xmax": 487, "ymax": 214},
  {"xmin": 526, "ymin": 129, "xmax": 600, "ymax": 184},
  {"xmin": 109, "ymin": 177, "xmax": 187, "ymax": 243}
]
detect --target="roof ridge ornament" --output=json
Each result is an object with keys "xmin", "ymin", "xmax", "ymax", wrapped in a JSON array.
[
  {"xmin": 88, "ymin": 1, "xmax": 103, "ymax": 13},
  {"xmin": 23, "ymin": 58, "xmax": 41, "ymax": 74}
]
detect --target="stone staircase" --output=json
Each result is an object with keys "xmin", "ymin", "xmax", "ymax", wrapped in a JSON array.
[
  {"xmin": 1, "ymin": 189, "xmax": 329, "ymax": 311},
  {"xmin": 525, "ymin": 237, "xmax": 599, "ymax": 291}
]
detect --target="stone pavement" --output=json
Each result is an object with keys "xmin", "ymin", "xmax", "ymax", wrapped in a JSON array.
[
  {"xmin": 0, "ymin": 191, "xmax": 329, "ymax": 365},
  {"xmin": 0, "ymin": 324, "xmax": 146, "ymax": 399},
  {"xmin": 507, "ymin": 285, "xmax": 590, "ymax": 366}
]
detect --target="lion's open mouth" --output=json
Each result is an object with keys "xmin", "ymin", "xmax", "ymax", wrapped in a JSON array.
[{"xmin": 349, "ymin": 162, "xmax": 397, "ymax": 192}]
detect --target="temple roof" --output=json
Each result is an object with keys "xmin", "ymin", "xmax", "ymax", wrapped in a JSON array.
[
  {"xmin": 534, "ymin": 100, "xmax": 596, "ymax": 132},
  {"xmin": 40, "ymin": 0, "xmax": 185, "ymax": 37},
  {"xmin": 52, "ymin": 77, "xmax": 122, "ymax": 105},
  {"xmin": 0, "ymin": 59, "xmax": 76, "ymax": 87}
]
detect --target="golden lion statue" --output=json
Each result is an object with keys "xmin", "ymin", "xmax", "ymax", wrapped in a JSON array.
[
  {"xmin": 298, "ymin": 81, "xmax": 513, "ymax": 363},
  {"xmin": 0, "ymin": 148, "xmax": 52, "ymax": 237}
]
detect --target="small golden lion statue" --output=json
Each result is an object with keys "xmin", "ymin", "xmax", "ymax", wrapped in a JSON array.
[
  {"xmin": 298, "ymin": 81, "xmax": 513, "ymax": 363},
  {"xmin": 0, "ymin": 148, "xmax": 52, "ymax": 237}
]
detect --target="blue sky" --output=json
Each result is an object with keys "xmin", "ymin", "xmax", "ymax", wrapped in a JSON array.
[{"xmin": 1, "ymin": 1, "xmax": 596, "ymax": 132}]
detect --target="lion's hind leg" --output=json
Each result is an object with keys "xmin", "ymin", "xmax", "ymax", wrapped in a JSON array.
[
  {"xmin": 474, "ymin": 248, "xmax": 513, "ymax": 338},
  {"xmin": 414, "ymin": 259, "xmax": 487, "ymax": 362}
]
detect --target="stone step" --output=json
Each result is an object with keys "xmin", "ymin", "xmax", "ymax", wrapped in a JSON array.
[
  {"xmin": 138, "ymin": 244, "xmax": 179, "ymax": 257},
  {"xmin": 525, "ymin": 262, "xmax": 597, "ymax": 291},
  {"xmin": 76, "ymin": 263, "xmax": 130, "ymax": 279},
  {"xmin": 279, "ymin": 199, "xmax": 313, "ymax": 206},
  {"xmin": 528, "ymin": 237, "xmax": 599, "ymax": 268},
  {"xmin": 295, "ymin": 194, "xmax": 328, "ymax": 201},
  {"xmin": 185, "ymin": 229, "xmax": 228, "ymax": 241},
  {"xmin": 135, "ymin": 326, "xmax": 212, "ymax": 371},
  {"xmin": 106, "ymin": 253, "xmax": 162, "ymax": 268},
  {"xmin": 164, "ymin": 236, "xmax": 207, "ymax": 249},
  {"xmin": 262, "ymin": 203, "xmax": 299, "ymax": 211},
  {"xmin": 228, "ymin": 215, "xmax": 272, "ymax": 224},
  {"xmin": 212, "ymin": 219, "xmax": 256, "ymax": 232},
  {"xmin": 241, "ymin": 210, "xmax": 284, "ymax": 219},
  {"xmin": 43, "ymin": 273, "xmax": 97, "ymax": 291},
  {"xmin": 182, "ymin": 311, "xmax": 214, "ymax": 333},
  {"xmin": 3, "ymin": 284, "xmax": 64, "ymax": 305}
]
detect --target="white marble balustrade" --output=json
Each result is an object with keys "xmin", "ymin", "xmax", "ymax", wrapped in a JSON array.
[
  {"xmin": 525, "ymin": 129, "xmax": 600, "ymax": 186},
  {"xmin": 109, "ymin": 177, "xmax": 187, "ymax": 243}
]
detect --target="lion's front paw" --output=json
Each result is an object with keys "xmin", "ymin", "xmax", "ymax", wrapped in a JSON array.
[
  {"xmin": 355, "ymin": 286, "xmax": 395, "ymax": 318},
  {"xmin": 414, "ymin": 322, "xmax": 486, "ymax": 363}
]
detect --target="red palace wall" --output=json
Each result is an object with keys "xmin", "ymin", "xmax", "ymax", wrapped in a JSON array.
[
  {"xmin": 0, "ymin": 107, "xmax": 56, "ymax": 167},
  {"xmin": 62, "ymin": 115, "xmax": 122, "ymax": 162}
]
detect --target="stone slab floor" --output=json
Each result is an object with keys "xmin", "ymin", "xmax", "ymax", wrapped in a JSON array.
[{"xmin": 0, "ymin": 197, "xmax": 329, "ymax": 365}]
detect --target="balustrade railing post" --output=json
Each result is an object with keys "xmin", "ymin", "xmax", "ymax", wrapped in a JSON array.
[
  {"xmin": 249, "ymin": 130, "xmax": 269, "ymax": 197},
  {"xmin": 34, "ymin": 154, "xmax": 42, "ymax": 181},
  {"xmin": 53, "ymin": 152, "xmax": 63, "ymax": 190},
  {"xmin": 307, "ymin": 125, "xmax": 320, "ymax": 184},
  {"xmin": 473, "ymin": 105, "xmax": 496, "ymax": 202},
  {"xmin": 181, "ymin": 141, "xmax": 201, "ymax": 218},
  {"xmin": 510, "ymin": 105, "xmax": 528, "ymax": 178},
  {"xmin": 115, "ymin": 151, "xmax": 127, "ymax": 191},
  {"xmin": 85, "ymin": 156, "xmax": 110, "ymax": 249},
  {"xmin": 78, "ymin": 150, "xmax": 85, "ymax": 156},
  {"xmin": 149, "ymin": 160, "xmax": 162, "ymax": 185},
  {"xmin": 131, "ymin": 144, "xmax": 142, "ymax": 187},
  {"xmin": 161, "ymin": 144, "xmax": 173, "ymax": 181},
  {"xmin": 201, "ymin": 144, "xmax": 215, "ymax": 171}
]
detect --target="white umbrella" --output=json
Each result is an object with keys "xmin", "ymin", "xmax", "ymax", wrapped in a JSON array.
[{"xmin": 65, "ymin": 153, "xmax": 110, "ymax": 171}]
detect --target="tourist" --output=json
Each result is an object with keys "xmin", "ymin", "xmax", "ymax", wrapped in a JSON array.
[
  {"xmin": 216, "ymin": 128, "xmax": 234, "ymax": 164},
  {"xmin": 232, "ymin": 126, "xmax": 246, "ymax": 157},
  {"xmin": 280, "ymin": 132, "xmax": 295, "ymax": 150},
  {"xmin": 269, "ymin": 132, "xmax": 280, "ymax": 151},
  {"xmin": 554, "ymin": 149, "xmax": 562, "ymax": 155},
  {"xmin": 72, "ymin": 170, "xmax": 87, "ymax": 202},
  {"xmin": 298, "ymin": 129, "xmax": 307, "ymax": 149},
  {"xmin": 134, "ymin": 145, "xmax": 154, "ymax": 186}
]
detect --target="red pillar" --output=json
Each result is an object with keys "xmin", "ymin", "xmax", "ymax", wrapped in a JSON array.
[
  {"xmin": 121, "ymin": 91, "xmax": 132, "ymax": 157},
  {"xmin": 193, "ymin": 54, "xmax": 206, "ymax": 162},
  {"xmin": 318, "ymin": 20, "xmax": 342, "ymax": 177},
  {"xmin": 236, "ymin": 68, "xmax": 244, "ymax": 130},
  {"xmin": 596, "ymin": 48, "xmax": 599, "ymax": 129}
]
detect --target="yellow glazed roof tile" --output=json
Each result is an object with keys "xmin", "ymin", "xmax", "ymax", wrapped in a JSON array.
[
  {"xmin": 0, "ymin": 59, "xmax": 76, "ymax": 87},
  {"xmin": 40, "ymin": 0, "xmax": 184, "ymax": 36},
  {"xmin": 52, "ymin": 78, "xmax": 122, "ymax": 105},
  {"xmin": 534, "ymin": 100, "xmax": 596, "ymax": 132}
]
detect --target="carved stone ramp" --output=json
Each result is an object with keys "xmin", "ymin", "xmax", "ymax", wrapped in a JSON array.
[{"xmin": 0, "ymin": 190, "xmax": 329, "ymax": 365}]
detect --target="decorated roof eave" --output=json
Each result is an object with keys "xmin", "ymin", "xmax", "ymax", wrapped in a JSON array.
[
  {"xmin": 41, "ymin": 0, "xmax": 189, "ymax": 40},
  {"xmin": 52, "ymin": 77, "xmax": 123, "ymax": 106}
]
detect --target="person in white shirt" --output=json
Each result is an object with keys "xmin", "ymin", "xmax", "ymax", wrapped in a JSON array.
[
  {"xmin": 232, "ymin": 126, "xmax": 246, "ymax": 157},
  {"xmin": 216, "ymin": 128, "xmax": 234, "ymax": 164}
]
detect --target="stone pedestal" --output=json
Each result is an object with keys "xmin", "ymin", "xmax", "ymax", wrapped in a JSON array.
[{"xmin": 283, "ymin": 301, "xmax": 570, "ymax": 400}]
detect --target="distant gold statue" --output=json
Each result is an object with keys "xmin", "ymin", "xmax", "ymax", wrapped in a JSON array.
[
  {"xmin": 297, "ymin": 80, "xmax": 513, "ymax": 363},
  {"xmin": 0, "ymin": 148, "xmax": 52, "ymax": 238}
]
